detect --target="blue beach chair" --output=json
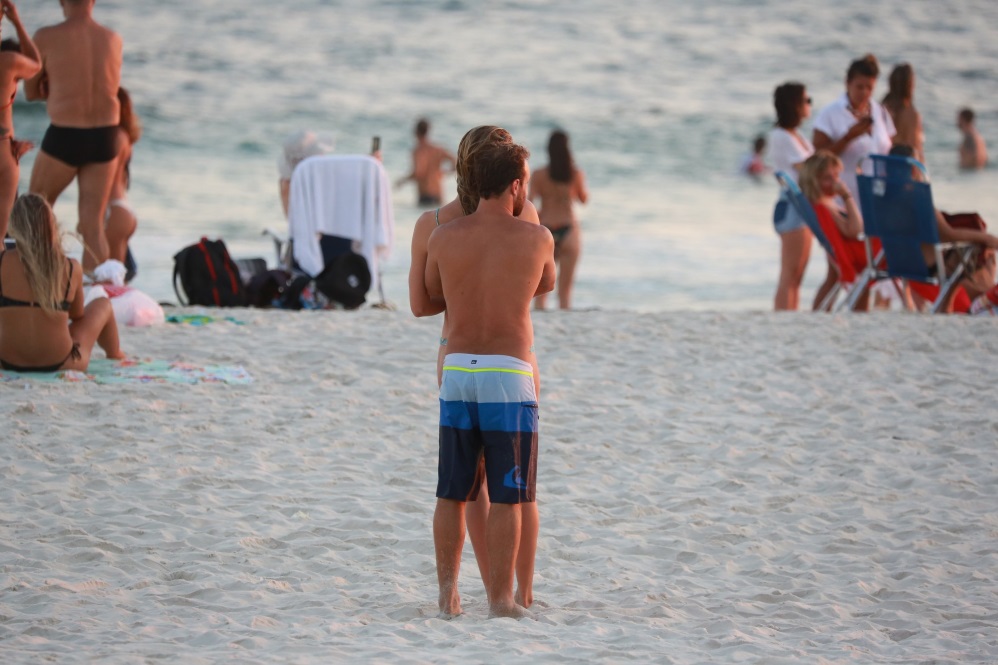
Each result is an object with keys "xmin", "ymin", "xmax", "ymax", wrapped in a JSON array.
[
  {"xmin": 774, "ymin": 171, "xmax": 868, "ymax": 311},
  {"xmin": 857, "ymin": 155, "xmax": 974, "ymax": 313}
]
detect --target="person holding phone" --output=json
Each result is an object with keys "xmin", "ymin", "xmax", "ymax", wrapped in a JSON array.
[{"xmin": 812, "ymin": 53, "xmax": 895, "ymax": 202}]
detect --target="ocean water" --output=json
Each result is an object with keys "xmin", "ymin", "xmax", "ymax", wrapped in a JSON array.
[{"xmin": 12, "ymin": 0, "xmax": 998, "ymax": 311}]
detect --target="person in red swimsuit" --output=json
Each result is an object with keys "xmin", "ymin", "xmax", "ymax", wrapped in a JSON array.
[{"xmin": 799, "ymin": 150, "xmax": 877, "ymax": 311}]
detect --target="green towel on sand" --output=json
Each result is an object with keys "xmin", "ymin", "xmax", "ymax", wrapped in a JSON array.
[
  {"xmin": 0, "ymin": 358, "xmax": 253, "ymax": 385},
  {"xmin": 166, "ymin": 314, "xmax": 246, "ymax": 326}
]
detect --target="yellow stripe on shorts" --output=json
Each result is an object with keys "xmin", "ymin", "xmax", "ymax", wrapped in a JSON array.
[{"xmin": 442, "ymin": 366, "xmax": 533, "ymax": 377}]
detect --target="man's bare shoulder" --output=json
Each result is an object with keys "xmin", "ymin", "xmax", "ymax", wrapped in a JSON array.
[
  {"xmin": 521, "ymin": 218, "xmax": 554, "ymax": 244},
  {"xmin": 92, "ymin": 22, "xmax": 123, "ymax": 44},
  {"xmin": 33, "ymin": 23, "xmax": 61, "ymax": 44}
]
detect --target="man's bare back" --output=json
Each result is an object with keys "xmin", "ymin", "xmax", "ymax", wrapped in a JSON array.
[
  {"xmin": 410, "ymin": 142, "xmax": 453, "ymax": 201},
  {"xmin": 25, "ymin": 4, "xmax": 121, "ymax": 128},
  {"xmin": 425, "ymin": 140, "xmax": 554, "ymax": 619},
  {"xmin": 425, "ymin": 179, "xmax": 554, "ymax": 362}
]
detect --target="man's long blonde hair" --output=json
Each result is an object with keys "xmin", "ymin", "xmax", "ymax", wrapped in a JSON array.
[
  {"xmin": 7, "ymin": 194, "xmax": 69, "ymax": 314},
  {"xmin": 456, "ymin": 126, "xmax": 513, "ymax": 214}
]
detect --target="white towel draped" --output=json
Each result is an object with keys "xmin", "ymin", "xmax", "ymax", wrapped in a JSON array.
[{"xmin": 288, "ymin": 155, "xmax": 395, "ymax": 295}]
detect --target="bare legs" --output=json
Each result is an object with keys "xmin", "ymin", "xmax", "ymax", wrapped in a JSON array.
[
  {"xmin": 63, "ymin": 297, "xmax": 124, "ymax": 372},
  {"xmin": 554, "ymin": 225, "xmax": 581, "ymax": 309},
  {"xmin": 515, "ymin": 501, "xmax": 538, "ymax": 608},
  {"xmin": 0, "ymin": 142, "xmax": 18, "ymax": 241},
  {"xmin": 774, "ymin": 226, "xmax": 812, "ymax": 310},
  {"xmin": 486, "ymin": 503, "xmax": 530, "ymax": 618},
  {"xmin": 464, "ymin": 482, "xmax": 491, "ymax": 601},
  {"xmin": 105, "ymin": 203, "xmax": 136, "ymax": 263},
  {"xmin": 434, "ymin": 498, "xmax": 465, "ymax": 617},
  {"xmin": 434, "ymin": 499, "xmax": 532, "ymax": 619},
  {"xmin": 535, "ymin": 224, "xmax": 581, "ymax": 310},
  {"xmin": 465, "ymin": 482, "xmax": 538, "ymax": 609},
  {"xmin": 30, "ymin": 152, "xmax": 118, "ymax": 273}
]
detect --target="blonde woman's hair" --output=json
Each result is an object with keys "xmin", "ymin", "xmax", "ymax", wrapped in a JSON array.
[
  {"xmin": 7, "ymin": 194, "xmax": 69, "ymax": 314},
  {"xmin": 456, "ymin": 125, "xmax": 513, "ymax": 214},
  {"xmin": 799, "ymin": 150, "xmax": 842, "ymax": 201}
]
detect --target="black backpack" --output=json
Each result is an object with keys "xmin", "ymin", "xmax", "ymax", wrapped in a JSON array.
[{"xmin": 173, "ymin": 238, "xmax": 247, "ymax": 307}]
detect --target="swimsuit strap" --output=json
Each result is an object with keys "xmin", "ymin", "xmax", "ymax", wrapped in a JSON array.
[
  {"xmin": 435, "ymin": 208, "xmax": 440, "ymax": 226},
  {"xmin": 64, "ymin": 259, "xmax": 73, "ymax": 301}
]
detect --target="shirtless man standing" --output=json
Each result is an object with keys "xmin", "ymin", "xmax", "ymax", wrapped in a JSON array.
[
  {"xmin": 424, "ymin": 136, "xmax": 555, "ymax": 619},
  {"xmin": 397, "ymin": 118, "xmax": 455, "ymax": 206},
  {"xmin": 24, "ymin": 0, "xmax": 122, "ymax": 272},
  {"xmin": 0, "ymin": 0, "xmax": 40, "ymax": 241},
  {"xmin": 957, "ymin": 108, "xmax": 988, "ymax": 170}
]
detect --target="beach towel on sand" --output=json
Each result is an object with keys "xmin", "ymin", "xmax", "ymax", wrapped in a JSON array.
[{"xmin": 0, "ymin": 358, "xmax": 253, "ymax": 385}]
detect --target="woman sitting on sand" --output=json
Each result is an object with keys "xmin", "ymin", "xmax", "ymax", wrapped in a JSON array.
[
  {"xmin": 799, "ymin": 150, "xmax": 875, "ymax": 310},
  {"xmin": 0, "ymin": 193, "xmax": 123, "ymax": 372},
  {"xmin": 105, "ymin": 87, "xmax": 141, "ymax": 265},
  {"xmin": 409, "ymin": 125, "xmax": 541, "ymax": 612},
  {"xmin": 529, "ymin": 129, "xmax": 588, "ymax": 310}
]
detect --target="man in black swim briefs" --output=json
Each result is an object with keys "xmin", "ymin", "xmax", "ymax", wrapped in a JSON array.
[{"xmin": 24, "ymin": 0, "xmax": 123, "ymax": 273}]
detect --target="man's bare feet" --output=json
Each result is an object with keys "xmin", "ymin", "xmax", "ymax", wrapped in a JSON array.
[
  {"xmin": 488, "ymin": 601, "xmax": 533, "ymax": 619},
  {"xmin": 438, "ymin": 589, "xmax": 461, "ymax": 619},
  {"xmin": 514, "ymin": 588, "xmax": 533, "ymax": 608}
]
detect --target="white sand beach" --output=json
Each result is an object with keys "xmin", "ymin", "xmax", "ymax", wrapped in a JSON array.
[{"xmin": 1, "ymin": 308, "xmax": 996, "ymax": 663}]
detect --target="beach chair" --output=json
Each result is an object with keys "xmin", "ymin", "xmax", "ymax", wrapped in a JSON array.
[
  {"xmin": 774, "ymin": 171, "xmax": 877, "ymax": 311},
  {"xmin": 857, "ymin": 155, "xmax": 975, "ymax": 313}
]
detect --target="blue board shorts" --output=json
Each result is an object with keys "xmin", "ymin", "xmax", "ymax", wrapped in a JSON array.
[
  {"xmin": 437, "ymin": 353, "xmax": 538, "ymax": 504},
  {"xmin": 773, "ymin": 191, "xmax": 806, "ymax": 234}
]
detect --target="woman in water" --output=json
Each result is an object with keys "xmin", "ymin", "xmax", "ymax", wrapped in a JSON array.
[
  {"xmin": 409, "ymin": 125, "xmax": 541, "ymax": 612},
  {"xmin": 529, "ymin": 129, "xmax": 588, "ymax": 310},
  {"xmin": 0, "ymin": 193, "xmax": 123, "ymax": 373}
]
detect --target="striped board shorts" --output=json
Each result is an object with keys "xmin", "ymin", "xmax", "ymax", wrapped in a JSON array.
[{"xmin": 437, "ymin": 353, "xmax": 538, "ymax": 504}]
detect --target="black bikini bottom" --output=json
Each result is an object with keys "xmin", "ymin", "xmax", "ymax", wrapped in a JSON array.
[{"xmin": 0, "ymin": 342, "xmax": 81, "ymax": 373}]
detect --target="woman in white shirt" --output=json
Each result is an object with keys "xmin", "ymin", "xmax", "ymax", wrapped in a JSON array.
[
  {"xmin": 768, "ymin": 82, "xmax": 815, "ymax": 310},
  {"xmin": 812, "ymin": 54, "xmax": 896, "ymax": 202}
]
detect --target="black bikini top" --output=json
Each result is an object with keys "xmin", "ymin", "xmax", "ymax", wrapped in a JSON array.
[{"xmin": 0, "ymin": 251, "xmax": 73, "ymax": 311}]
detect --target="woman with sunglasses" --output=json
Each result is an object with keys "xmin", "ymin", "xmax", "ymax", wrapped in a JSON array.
[{"xmin": 768, "ymin": 82, "xmax": 814, "ymax": 310}]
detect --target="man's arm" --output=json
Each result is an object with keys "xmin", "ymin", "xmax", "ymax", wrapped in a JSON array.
[
  {"xmin": 519, "ymin": 199, "xmax": 540, "ymax": 224},
  {"xmin": 535, "ymin": 229, "xmax": 556, "ymax": 297},
  {"xmin": 439, "ymin": 146, "xmax": 456, "ymax": 173},
  {"xmin": 21, "ymin": 28, "xmax": 47, "ymax": 100}
]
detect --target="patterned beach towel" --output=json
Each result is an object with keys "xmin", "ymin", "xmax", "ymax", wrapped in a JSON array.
[{"xmin": 0, "ymin": 358, "xmax": 253, "ymax": 385}]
